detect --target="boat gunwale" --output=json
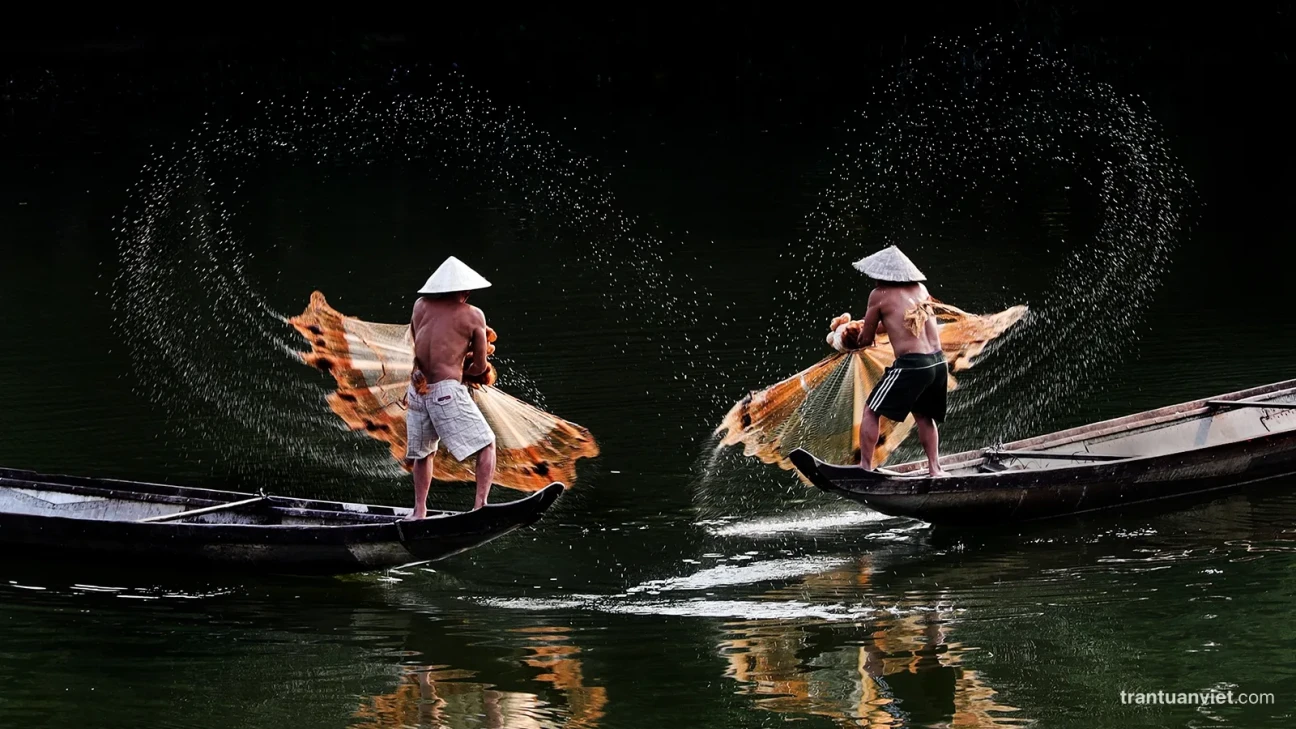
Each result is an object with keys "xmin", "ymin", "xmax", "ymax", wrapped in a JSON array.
[
  {"xmin": 0, "ymin": 470, "xmax": 566, "ymax": 574},
  {"xmin": 876, "ymin": 378, "xmax": 1296, "ymax": 480},
  {"xmin": 799, "ymin": 425, "xmax": 1296, "ymax": 527},
  {"xmin": 804, "ymin": 425, "xmax": 1292, "ymax": 501},
  {"xmin": 0, "ymin": 471, "xmax": 451, "ymax": 524},
  {"xmin": 0, "ymin": 472, "xmax": 567, "ymax": 533},
  {"xmin": 0, "ymin": 481, "xmax": 564, "ymax": 542}
]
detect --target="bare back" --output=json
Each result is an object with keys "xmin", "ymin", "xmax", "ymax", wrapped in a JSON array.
[
  {"xmin": 863, "ymin": 282, "xmax": 941, "ymax": 357},
  {"xmin": 410, "ymin": 296, "xmax": 489, "ymax": 384}
]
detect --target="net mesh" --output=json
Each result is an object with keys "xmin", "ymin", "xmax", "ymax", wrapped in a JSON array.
[
  {"xmin": 716, "ymin": 301, "xmax": 1027, "ymax": 473},
  {"xmin": 288, "ymin": 292, "xmax": 599, "ymax": 492}
]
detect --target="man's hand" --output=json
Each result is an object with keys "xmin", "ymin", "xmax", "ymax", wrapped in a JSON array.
[{"xmin": 462, "ymin": 359, "xmax": 497, "ymax": 389}]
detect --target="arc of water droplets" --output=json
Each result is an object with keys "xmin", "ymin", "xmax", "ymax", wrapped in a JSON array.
[
  {"xmin": 765, "ymin": 33, "xmax": 1193, "ymax": 444},
  {"xmin": 694, "ymin": 34, "xmax": 1192, "ymax": 518},
  {"xmin": 112, "ymin": 77, "xmax": 714, "ymax": 479}
]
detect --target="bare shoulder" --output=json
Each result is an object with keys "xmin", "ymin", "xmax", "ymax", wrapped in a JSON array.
[
  {"xmin": 411, "ymin": 297, "xmax": 428, "ymax": 321},
  {"xmin": 868, "ymin": 285, "xmax": 896, "ymax": 312},
  {"xmin": 462, "ymin": 304, "xmax": 487, "ymax": 326}
]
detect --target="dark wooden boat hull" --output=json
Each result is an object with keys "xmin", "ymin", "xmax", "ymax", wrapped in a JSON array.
[
  {"xmin": 0, "ymin": 468, "xmax": 563, "ymax": 575},
  {"xmin": 790, "ymin": 380, "xmax": 1296, "ymax": 525},
  {"xmin": 792, "ymin": 433, "xmax": 1296, "ymax": 525}
]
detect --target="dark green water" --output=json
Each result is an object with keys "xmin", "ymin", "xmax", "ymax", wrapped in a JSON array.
[{"xmin": 2, "ymin": 24, "xmax": 1295, "ymax": 729}]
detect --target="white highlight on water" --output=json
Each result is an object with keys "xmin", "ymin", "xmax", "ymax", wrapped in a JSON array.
[{"xmin": 706, "ymin": 509, "xmax": 893, "ymax": 537}]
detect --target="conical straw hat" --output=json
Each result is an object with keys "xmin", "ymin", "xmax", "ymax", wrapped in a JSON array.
[
  {"xmin": 418, "ymin": 256, "xmax": 492, "ymax": 294},
  {"xmin": 852, "ymin": 245, "xmax": 926, "ymax": 282}
]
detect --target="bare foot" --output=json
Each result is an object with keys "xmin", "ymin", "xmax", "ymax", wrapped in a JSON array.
[
  {"xmin": 405, "ymin": 509, "xmax": 428, "ymax": 520},
  {"xmin": 929, "ymin": 468, "xmax": 949, "ymax": 478},
  {"xmin": 472, "ymin": 501, "xmax": 487, "ymax": 511}
]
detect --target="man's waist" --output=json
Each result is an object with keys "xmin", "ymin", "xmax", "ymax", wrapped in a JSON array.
[
  {"xmin": 410, "ymin": 369, "xmax": 464, "ymax": 395},
  {"xmin": 891, "ymin": 350, "xmax": 945, "ymax": 368}
]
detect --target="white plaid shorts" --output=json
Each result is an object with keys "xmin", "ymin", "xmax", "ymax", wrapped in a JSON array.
[{"xmin": 405, "ymin": 379, "xmax": 496, "ymax": 462}]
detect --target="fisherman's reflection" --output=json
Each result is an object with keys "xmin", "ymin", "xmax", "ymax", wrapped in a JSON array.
[
  {"xmin": 351, "ymin": 625, "xmax": 605, "ymax": 729},
  {"xmin": 721, "ymin": 558, "xmax": 1020, "ymax": 727}
]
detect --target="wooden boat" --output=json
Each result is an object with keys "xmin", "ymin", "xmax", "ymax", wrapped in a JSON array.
[
  {"xmin": 790, "ymin": 379, "xmax": 1296, "ymax": 525},
  {"xmin": 0, "ymin": 467, "xmax": 564, "ymax": 575}
]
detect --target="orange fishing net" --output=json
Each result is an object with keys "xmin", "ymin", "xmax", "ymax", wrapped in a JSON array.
[
  {"xmin": 716, "ymin": 301, "xmax": 1027, "ymax": 472},
  {"xmin": 288, "ymin": 292, "xmax": 599, "ymax": 492}
]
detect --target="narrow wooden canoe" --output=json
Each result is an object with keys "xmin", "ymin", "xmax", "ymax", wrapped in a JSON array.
[
  {"xmin": 0, "ymin": 468, "xmax": 564, "ymax": 575},
  {"xmin": 790, "ymin": 379, "xmax": 1296, "ymax": 525}
]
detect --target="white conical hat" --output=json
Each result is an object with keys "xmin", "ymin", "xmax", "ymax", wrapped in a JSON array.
[
  {"xmin": 417, "ymin": 256, "xmax": 492, "ymax": 294},
  {"xmin": 852, "ymin": 245, "xmax": 926, "ymax": 282}
]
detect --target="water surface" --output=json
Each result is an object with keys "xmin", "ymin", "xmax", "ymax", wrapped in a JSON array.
[{"xmin": 1, "ymin": 26, "xmax": 1293, "ymax": 729}]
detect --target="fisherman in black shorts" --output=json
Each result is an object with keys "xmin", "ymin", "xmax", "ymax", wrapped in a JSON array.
[
  {"xmin": 868, "ymin": 351, "xmax": 948, "ymax": 425},
  {"xmin": 850, "ymin": 246, "xmax": 949, "ymax": 477}
]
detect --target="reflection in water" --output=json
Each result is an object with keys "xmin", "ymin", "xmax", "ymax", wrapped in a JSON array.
[
  {"xmin": 514, "ymin": 627, "xmax": 608, "ymax": 728},
  {"xmin": 720, "ymin": 559, "xmax": 1021, "ymax": 728},
  {"xmin": 1, "ymin": 487, "xmax": 1293, "ymax": 728},
  {"xmin": 352, "ymin": 665, "xmax": 523, "ymax": 729},
  {"xmin": 352, "ymin": 626, "xmax": 605, "ymax": 729}
]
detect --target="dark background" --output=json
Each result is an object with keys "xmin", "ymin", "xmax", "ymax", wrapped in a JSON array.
[
  {"xmin": 4, "ymin": 4, "xmax": 1293, "ymax": 165},
  {"xmin": 4, "ymin": 3, "xmax": 1293, "ymax": 261},
  {"xmin": 2, "ymin": 1, "xmax": 1293, "ymax": 483},
  {"xmin": 1, "ymin": 9, "xmax": 1295, "ymax": 729}
]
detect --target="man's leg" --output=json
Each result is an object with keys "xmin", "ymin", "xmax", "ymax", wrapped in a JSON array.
[
  {"xmin": 913, "ymin": 414, "xmax": 946, "ymax": 477},
  {"xmin": 473, "ymin": 443, "xmax": 497, "ymax": 510},
  {"xmin": 859, "ymin": 406, "xmax": 882, "ymax": 469},
  {"xmin": 411, "ymin": 456, "xmax": 434, "ymax": 519}
]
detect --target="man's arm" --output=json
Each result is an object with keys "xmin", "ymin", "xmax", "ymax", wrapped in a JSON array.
[
  {"xmin": 465, "ymin": 309, "xmax": 490, "ymax": 376},
  {"xmin": 409, "ymin": 303, "xmax": 424, "ymax": 372},
  {"xmin": 857, "ymin": 292, "xmax": 883, "ymax": 349}
]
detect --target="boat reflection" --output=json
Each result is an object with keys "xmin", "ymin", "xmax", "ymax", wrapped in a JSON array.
[
  {"xmin": 720, "ymin": 557, "xmax": 1022, "ymax": 728},
  {"xmin": 351, "ymin": 625, "xmax": 606, "ymax": 729}
]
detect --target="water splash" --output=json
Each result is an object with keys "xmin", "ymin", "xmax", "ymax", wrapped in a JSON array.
[
  {"xmin": 703, "ymin": 508, "xmax": 895, "ymax": 538},
  {"xmin": 475, "ymin": 554, "xmax": 960, "ymax": 621}
]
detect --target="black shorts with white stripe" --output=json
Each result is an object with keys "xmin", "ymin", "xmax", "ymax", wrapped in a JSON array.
[{"xmin": 866, "ymin": 350, "xmax": 948, "ymax": 423}]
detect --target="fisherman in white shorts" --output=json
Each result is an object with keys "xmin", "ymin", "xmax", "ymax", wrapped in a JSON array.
[{"xmin": 405, "ymin": 256, "xmax": 498, "ymax": 516}]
